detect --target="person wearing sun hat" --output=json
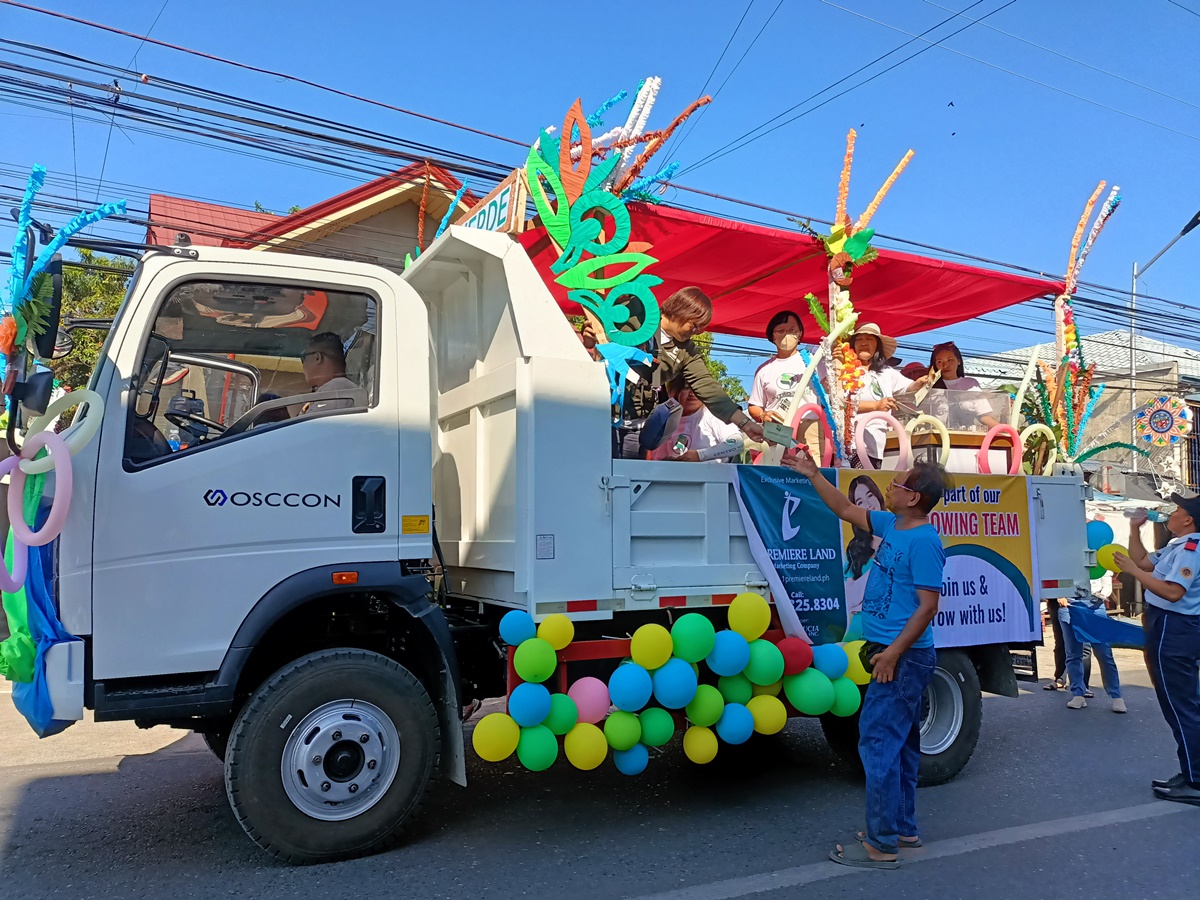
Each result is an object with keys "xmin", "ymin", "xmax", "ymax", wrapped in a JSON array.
[
  {"xmin": 1115, "ymin": 492, "xmax": 1200, "ymax": 806},
  {"xmin": 849, "ymin": 323, "xmax": 928, "ymax": 467}
]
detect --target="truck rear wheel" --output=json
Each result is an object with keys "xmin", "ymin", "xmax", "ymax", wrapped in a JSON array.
[
  {"xmin": 224, "ymin": 648, "xmax": 439, "ymax": 864},
  {"xmin": 918, "ymin": 649, "xmax": 982, "ymax": 786}
]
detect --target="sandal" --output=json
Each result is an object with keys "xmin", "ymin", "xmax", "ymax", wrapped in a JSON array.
[
  {"xmin": 1044, "ymin": 678, "xmax": 1065, "ymax": 691},
  {"xmin": 830, "ymin": 841, "xmax": 900, "ymax": 869},
  {"xmin": 856, "ymin": 830, "xmax": 921, "ymax": 848}
]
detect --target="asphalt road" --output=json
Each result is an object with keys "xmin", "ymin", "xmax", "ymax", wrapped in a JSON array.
[{"xmin": 2, "ymin": 645, "xmax": 1198, "ymax": 900}]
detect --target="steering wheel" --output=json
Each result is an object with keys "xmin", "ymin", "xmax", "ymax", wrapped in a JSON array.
[{"xmin": 165, "ymin": 410, "xmax": 226, "ymax": 435}]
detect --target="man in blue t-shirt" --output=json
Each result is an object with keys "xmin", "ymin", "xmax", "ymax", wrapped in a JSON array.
[{"xmin": 783, "ymin": 452, "xmax": 951, "ymax": 870}]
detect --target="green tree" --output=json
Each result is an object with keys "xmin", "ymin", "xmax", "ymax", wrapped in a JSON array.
[
  {"xmin": 692, "ymin": 332, "xmax": 748, "ymax": 402},
  {"xmin": 50, "ymin": 249, "xmax": 135, "ymax": 389}
]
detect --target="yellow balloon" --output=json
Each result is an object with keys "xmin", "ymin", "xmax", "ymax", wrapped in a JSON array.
[
  {"xmin": 538, "ymin": 614, "xmax": 575, "ymax": 651},
  {"xmin": 683, "ymin": 725, "xmax": 718, "ymax": 764},
  {"xmin": 631, "ymin": 624, "xmax": 673, "ymax": 670},
  {"xmin": 746, "ymin": 695, "xmax": 788, "ymax": 735},
  {"xmin": 564, "ymin": 722, "xmax": 607, "ymax": 770},
  {"xmin": 752, "ymin": 679, "xmax": 783, "ymax": 697},
  {"xmin": 728, "ymin": 592, "xmax": 771, "ymax": 641},
  {"xmin": 843, "ymin": 640, "xmax": 871, "ymax": 685},
  {"xmin": 1096, "ymin": 543, "xmax": 1129, "ymax": 573},
  {"xmin": 472, "ymin": 713, "xmax": 520, "ymax": 762}
]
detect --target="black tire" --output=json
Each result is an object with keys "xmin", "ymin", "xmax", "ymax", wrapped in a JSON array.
[
  {"xmin": 199, "ymin": 729, "xmax": 229, "ymax": 763},
  {"xmin": 225, "ymin": 648, "xmax": 439, "ymax": 864},
  {"xmin": 819, "ymin": 710, "xmax": 864, "ymax": 775},
  {"xmin": 917, "ymin": 648, "xmax": 982, "ymax": 786}
]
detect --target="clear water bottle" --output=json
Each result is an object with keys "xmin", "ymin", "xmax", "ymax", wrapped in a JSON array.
[
  {"xmin": 167, "ymin": 427, "xmax": 181, "ymax": 452},
  {"xmin": 1123, "ymin": 507, "xmax": 1168, "ymax": 523}
]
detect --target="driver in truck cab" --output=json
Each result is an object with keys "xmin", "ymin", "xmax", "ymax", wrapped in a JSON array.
[{"xmin": 299, "ymin": 331, "xmax": 368, "ymax": 415}]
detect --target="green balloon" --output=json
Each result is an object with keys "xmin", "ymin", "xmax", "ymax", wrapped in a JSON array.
[
  {"xmin": 604, "ymin": 710, "xmax": 642, "ymax": 751},
  {"xmin": 718, "ymin": 673, "xmax": 753, "ymax": 705},
  {"xmin": 745, "ymin": 640, "xmax": 786, "ymax": 686},
  {"xmin": 671, "ymin": 613, "xmax": 717, "ymax": 663},
  {"xmin": 829, "ymin": 677, "xmax": 863, "ymax": 718},
  {"xmin": 545, "ymin": 693, "xmax": 579, "ymax": 736},
  {"xmin": 783, "ymin": 669, "xmax": 835, "ymax": 716},
  {"xmin": 516, "ymin": 725, "xmax": 558, "ymax": 772},
  {"xmin": 1089, "ymin": 563, "xmax": 1106, "ymax": 579},
  {"xmin": 639, "ymin": 707, "xmax": 676, "ymax": 747},
  {"xmin": 685, "ymin": 684, "xmax": 724, "ymax": 727},
  {"xmin": 514, "ymin": 637, "xmax": 557, "ymax": 683}
]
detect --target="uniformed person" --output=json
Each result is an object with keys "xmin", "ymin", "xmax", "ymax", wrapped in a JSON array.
[{"xmin": 1115, "ymin": 493, "xmax": 1200, "ymax": 805}]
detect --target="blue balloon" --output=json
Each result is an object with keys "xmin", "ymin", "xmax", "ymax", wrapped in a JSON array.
[
  {"xmin": 844, "ymin": 614, "xmax": 863, "ymax": 643},
  {"xmin": 706, "ymin": 630, "xmax": 751, "ymax": 677},
  {"xmin": 609, "ymin": 663, "xmax": 653, "ymax": 711},
  {"xmin": 614, "ymin": 742, "xmax": 649, "ymax": 776},
  {"xmin": 653, "ymin": 657, "xmax": 699, "ymax": 709},
  {"xmin": 509, "ymin": 682, "xmax": 552, "ymax": 727},
  {"xmin": 715, "ymin": 703, "xmax": 754, "ymax": 745},
  {"xmin": 500, "ymin": 610, "xmax": 537, "ymax": 647},
  {"xmin": 812, "ymin": 643, "xmax": 849, "ymax": 680},
  {"xmin": 1086, "ymin": 519, "xmax": 1115, "ymax": 552}
]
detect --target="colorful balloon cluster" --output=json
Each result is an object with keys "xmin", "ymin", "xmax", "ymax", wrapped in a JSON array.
[
  {"xmin": 1084, "ymin": 518, "xmax": 1127, "ymax": 576},
  {"xmin": 472, "ymin": 594, "xmax": 872, "ymax": 774}
]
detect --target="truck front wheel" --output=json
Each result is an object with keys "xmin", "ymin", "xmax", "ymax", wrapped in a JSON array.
[
  {"xmin": 225, "ymin": 648, "xmax": 439, "ymax": 864},
  {"xmin": 918, "ymin": 648, "xmax": 982, "ymax": 786}
]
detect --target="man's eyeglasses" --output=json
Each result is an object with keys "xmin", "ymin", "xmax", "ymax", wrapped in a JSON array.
[
  {"xmin": 299, "ymin": 350, "xmax": 322, "ymax": 362},
  {"xmin": 890, "ymin": 478, "xmax": 919, "ymax": 495}
]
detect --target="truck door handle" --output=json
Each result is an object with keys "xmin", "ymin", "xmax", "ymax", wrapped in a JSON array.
[{"xmin": 352, "ymin": 476, "xmax": 386, "ymax": 534}]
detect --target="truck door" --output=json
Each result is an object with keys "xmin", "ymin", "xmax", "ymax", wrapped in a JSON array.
[{"xmin": 88, "ymin": 262, "xmax": 430, "ymax": 680}]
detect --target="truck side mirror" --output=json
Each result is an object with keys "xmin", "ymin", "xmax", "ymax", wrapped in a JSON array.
[
  {"xmin": 32, "ymin": 255, "xmax": 64, "ymax": 361},
  {"xmin": 134, "ymin": 336, "xmax": 170, "ymax": 419}
]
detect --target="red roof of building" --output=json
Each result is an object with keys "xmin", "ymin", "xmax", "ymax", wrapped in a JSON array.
[
  {"xmin": 146, "ymin": 195, "xmax": 278, "ymax": 247},
  {"xmin": 520, "ymin": 203, "xmax": 1065, "ymax": 339},
  {"xmin": 228, "ymin": 161, "xmax": 479, "ymax": 247}
]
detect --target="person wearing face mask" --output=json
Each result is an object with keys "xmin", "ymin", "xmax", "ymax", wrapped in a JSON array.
[
  {"xmin": 851, "ymin": 323, "xmax": 928, "ymax": 468},
  {"xmin": 926, "ymin": 341, "xmax": 999, "ymax": 430},
  {"xmin": 748, "ymin": 310, "xmax": 828, "ymax": 459}
]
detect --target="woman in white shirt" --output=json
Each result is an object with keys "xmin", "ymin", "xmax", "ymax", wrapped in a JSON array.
[
  {"xmin": 748, "ymin": 309, "xmax": 828, "ymax": 458},
  {"xmin": 927, "ymin": 341, "xmax": 999, "ymax": 430},
  {"xmin": 652, "ymin": 378, "xmax": 745, "ymax": 462},
  {"xmin": 849, "ymin": 323, "xmax": 926, "ymax": 467}
]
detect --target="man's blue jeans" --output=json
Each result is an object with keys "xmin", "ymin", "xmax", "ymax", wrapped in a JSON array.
[
  {"xmin": 1058, "ymin": 604, "xmax": 1122, "ymax": 699},
  {"xmin": 857, "ymin": 645, "xmax": 936, "ymax": 854}
]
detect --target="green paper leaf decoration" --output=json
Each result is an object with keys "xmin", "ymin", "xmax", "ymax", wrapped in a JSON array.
[
  {"xmin": 536, "ymin": 129, "xmax": 561, "ymax": 174},
  {"xmin": 805, "ymin": 292, "xmax": 830, "ymax": 335},
  {"xmin": 569, "ymin": 273, "xmax": 663, "ymax": 348},
  {"xmin": 525, "ymin": 144, "xmax": 572, "ymax": 248},
  {"xmin": 569, "ymin": 190, "xmax": 631, "ymax": 256},
  {"xmin": 554, "ymin": 251, "xmax": 657, "ymax": 291},
  {"xmin": 843, "ymin": 228, "xmax": 875, "ymax": 262},
  {"xmin": 583, "ymin": 153, "xmax": 622, "ymax": 194}
]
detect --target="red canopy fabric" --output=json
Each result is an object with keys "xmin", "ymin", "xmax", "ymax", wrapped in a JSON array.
[{"xmin": 520, "ymin": 203, "xmax": 1063, "ymax": 340}]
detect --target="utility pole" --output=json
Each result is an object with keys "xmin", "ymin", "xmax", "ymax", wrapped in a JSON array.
[{"xmin": 1129, "ymin": 207, "xmax": 1200, "ymax": 474}]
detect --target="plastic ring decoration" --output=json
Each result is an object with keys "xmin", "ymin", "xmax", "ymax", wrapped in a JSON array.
[
  {"xmin": 0, "ymin": 456, "xmax": 28, "ymax": 593},
  {"xmin": 19, "ymin": 390, "xmax": 105, "ymax": 475},
  {"xmin": 905, "ymin": 414, "xmax": 951, "ymax": 466},
  {"xmin": 9, "ymin": 430, "xmax": 73, "ymax": 547},
  {"xmin": 792, "ymin": 403, "xmax": 835, "ymax": 467},
  {"xmin": 1019, "ymin": 423, "xmax": 1059, "ymax": 475},
  {"xmin": 854, "ymin": 411, "xmax": 910, "ymax": 470},
  {"xmin": 978, "ymin": 423, "xmax": 1023, "ymax": 475}
]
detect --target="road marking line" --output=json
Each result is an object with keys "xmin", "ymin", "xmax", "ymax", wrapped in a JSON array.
[{"xmin": 627, "ymin": 801, "xmax": 1198, "ymax": 900}]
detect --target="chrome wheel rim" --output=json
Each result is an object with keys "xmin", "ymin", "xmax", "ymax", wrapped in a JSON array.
[{"xmin": 920, "ymin": 667, "xmax": 964, "ymax": 756}]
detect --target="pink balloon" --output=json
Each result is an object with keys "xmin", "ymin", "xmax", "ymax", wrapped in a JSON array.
[
  {"xmin": 567, "ymin": 676, "xmax": 611, "ymax": 724},
  {"xmin": 977, "ymin": 424, "xmax": 1023, "ymax": 475},
  {"xmin": 854, "ymin": 411, "xmax": 911, "ymax": 470},
  {"xmin": 792, "ymin": 403, "xmax": 836, "ymax": 467}
]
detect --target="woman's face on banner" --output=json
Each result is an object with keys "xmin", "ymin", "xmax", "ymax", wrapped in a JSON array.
[{"xmin": 852, "ymin": 483, "xmax": 883, "ymax": 512}]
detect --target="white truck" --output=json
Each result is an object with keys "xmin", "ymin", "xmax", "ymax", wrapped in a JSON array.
[{"xmin": 29, "ymin": 226, "xmax": 1088, "ymax": 863}]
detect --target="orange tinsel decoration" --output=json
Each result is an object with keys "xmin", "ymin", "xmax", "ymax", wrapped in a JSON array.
[{"xmin": 0, "ymin": 315, "xmax": 16, "ymax": 356}]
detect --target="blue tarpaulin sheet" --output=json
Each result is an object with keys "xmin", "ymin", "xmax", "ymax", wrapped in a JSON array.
[{"xmin": 1068, "ymin": 603, "xmax": 1145, "ymax": 650}]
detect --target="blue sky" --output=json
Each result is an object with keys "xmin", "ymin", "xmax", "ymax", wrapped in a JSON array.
[{"xmin": 1, "ymin": 0, "xmax": 1198, "ymax": 388}]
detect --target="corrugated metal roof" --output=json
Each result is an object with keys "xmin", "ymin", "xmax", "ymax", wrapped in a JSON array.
[
  {"xmin": 964, "ymin": 330, "xmax": 1200, "ymax": 382},
  {"xmin": 146, "ymin": 195, "xmax": 278, "ymax": 247}
]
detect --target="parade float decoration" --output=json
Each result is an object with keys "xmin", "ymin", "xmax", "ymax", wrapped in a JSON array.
[
  {"xmin": 0, "ymin": 165, "xmax": 120, "ymax": 735},
  {"xmin": 473, "ymin": 595, "xmax": 870, "ymax": 774},
  {"xmin": 1133, "ymin": 396, "xmax": 1191, "ymax": 448},
  {"xmin": 991, "ymin": 182, "xmax": 1156, "ymax": 475},
  {"xmin": 521, "ymin": 82, "xmax": 709, "ymax": 408},
  {"xmin": 757, "ymin": 128, "xmax": 915, "ymax": 467}
]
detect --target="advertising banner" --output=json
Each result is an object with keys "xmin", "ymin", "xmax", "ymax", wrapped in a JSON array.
[{"xmin": 733, "ymin": 466, "xmax": 1040, "ymax": 647}]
